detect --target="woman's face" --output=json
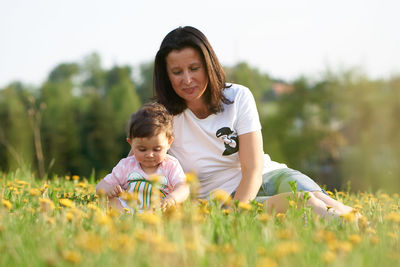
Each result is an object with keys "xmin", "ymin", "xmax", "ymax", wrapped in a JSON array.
[{"xmin": 166, "ymin": 47, "xmax": 209, "ymax": 107}]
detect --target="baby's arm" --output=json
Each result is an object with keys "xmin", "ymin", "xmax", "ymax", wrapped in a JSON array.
[
  {"xmin": 96, "ymin": 179, "xmax": 123, "ymax": 198},
  {"xmin": 161, "ymin": 182, "xmax": 190, "ymax": 209}
]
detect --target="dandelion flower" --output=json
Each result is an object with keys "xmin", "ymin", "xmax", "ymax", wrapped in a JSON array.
[
  {"xmin": 76, "ymin": 232, "xmax": 103, "ymax": 253},
  {"xmin": 59, "ymin": 199, "xmax": 74, "ymax": 208},
  {"xmin": 29, "ymin": 188, "xmax": 41, "ymax": 196},
  {"xmin": 384, "ymin": 212, "xmax": 400, "ymax": 223},
  {"xmin": 370, "ymin": 236, "xmax": 379, "ymax": 245},
  {"xmin": 138, "ymin": 212, "xmax": 161, "ymax": 225},
  {"xmin": 276, "ymin": 213, "xmax": 286, "ymax": 221},
  {"xmin": 238, "ymin": 202, "xmax": 252, "ymax": 211},
  {"xmin": 72, "ymin": 175, "xmax": 79, "ymax": 181},
  {"xmin": 211, "ymin": 189, "xmax": 231, "ymax": 204},
  {"xmin": 322, "ymin": 250, "xmax": 337, "ymax": 263},
  {"xmin": 62, "ymin": 250, "xmax": 81, "ymax": 264},
  {"xmin": 2, "ymin": 199, "xmax": 12, "ymax": 210},
  {"xmin": 39, "ymin": 198, "xmax": 55, "ymax": 212},
  {"xmin": 257, "ymin": 257, "xmax": 277, "ymax": 267},
  {"xmin": 257, "ymin": 213, "xmax": 270, "ymax": 223},
  {"xmin": 348, "ymin": 234, "xmax": 362, "ymax": 245},
  {"xmin": 273, "ymin": 241, "xmax": 302, "ymax": 257}
]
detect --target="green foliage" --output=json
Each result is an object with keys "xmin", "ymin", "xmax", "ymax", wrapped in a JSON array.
[{"xmin": 0, "ymin": 54, "xmax": 399, "ymax": 193}]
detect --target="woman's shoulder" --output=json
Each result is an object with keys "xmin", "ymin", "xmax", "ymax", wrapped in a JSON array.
[{"xmin": 224, "ymin": 83, "xmax": 255, "ymax": 102}]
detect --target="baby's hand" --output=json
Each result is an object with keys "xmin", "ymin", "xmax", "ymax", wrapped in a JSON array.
[
  {"xmin": 161, "ymin": 196, "xmax": 176, "ymax": 211},
  {"xmin": 107, "ymin": 184, "xmax": 123, "ymax": 198}
]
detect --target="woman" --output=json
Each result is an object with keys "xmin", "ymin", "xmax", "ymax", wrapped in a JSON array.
[{"xmin": 154, "ymin": 26, "xmax": 353, "ymax": 217}]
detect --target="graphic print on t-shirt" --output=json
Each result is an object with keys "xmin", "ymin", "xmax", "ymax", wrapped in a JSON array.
[
  {"xmin": 216, "ymin": 127, "xmax": 239, "ymax": 156},
  {"xmin": 126, "ymin": 172, "xmax": 169, "ymax": 209}
]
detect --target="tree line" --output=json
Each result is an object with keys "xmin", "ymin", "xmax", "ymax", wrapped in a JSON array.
[{"xmin": 1, "ymin": 53, "xmax": 399, "ymax": 192}]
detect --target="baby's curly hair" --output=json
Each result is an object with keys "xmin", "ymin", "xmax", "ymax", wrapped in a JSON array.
[{"xmin": 127, "ymin": 103, "xmax": 173, "ymax": 139}]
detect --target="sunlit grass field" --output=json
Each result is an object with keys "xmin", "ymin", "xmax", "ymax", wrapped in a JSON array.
[{"xmin": 0, "ymin": 170, "xmax": 399, "ymax": 267}]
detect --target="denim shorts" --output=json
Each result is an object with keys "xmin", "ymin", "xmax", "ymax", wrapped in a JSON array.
[{"xmin": 232, "ymin": 168, "xmax": 324, "ymax": 203}]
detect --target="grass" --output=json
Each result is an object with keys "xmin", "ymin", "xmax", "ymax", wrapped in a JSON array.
[{"xmin": 0, "ymin": 170, "xmax": 399, "ymax": 267}]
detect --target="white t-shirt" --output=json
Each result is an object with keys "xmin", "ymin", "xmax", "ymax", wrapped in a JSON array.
[{"xmin": 168, "ymin": 83, "xmax": 286, "ymax": 198}]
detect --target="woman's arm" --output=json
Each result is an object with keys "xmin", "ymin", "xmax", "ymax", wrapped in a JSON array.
[{"xmin": 233, "ymin": 130, "xmax": 264, "ymax": 203}]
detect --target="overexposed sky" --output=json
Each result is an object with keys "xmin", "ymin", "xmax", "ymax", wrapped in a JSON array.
[{"xmin": 1, "ymin": 0, "xmax": 399, "ymax": 87}]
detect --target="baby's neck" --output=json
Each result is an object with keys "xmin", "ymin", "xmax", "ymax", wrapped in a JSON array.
[{"xmin": 140, "ymin": 164, "xmax": 160, "ymax": 176}]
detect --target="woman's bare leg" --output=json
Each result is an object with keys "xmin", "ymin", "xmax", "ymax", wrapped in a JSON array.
[{"xmin": 263, "ymin": 191, "xmax": 342, "ymax": 218}]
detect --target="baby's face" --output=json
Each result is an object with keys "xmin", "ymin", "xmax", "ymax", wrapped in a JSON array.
[{"xmin": 128, "ymin": 132, "xmax": 172, "ymax": 172}]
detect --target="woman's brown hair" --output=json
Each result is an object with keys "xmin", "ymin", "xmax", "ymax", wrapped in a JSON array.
[{"xmin": 154, "ymin": 26, "xmax": 232, "ymax": 115}]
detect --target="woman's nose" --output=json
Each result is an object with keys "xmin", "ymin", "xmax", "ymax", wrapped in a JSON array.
[{"xmin": 183, "ymin": 71, "xmax": 192, "ymax": 85}]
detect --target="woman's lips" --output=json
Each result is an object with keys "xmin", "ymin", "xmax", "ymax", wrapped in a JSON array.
[{"xmin": 183, "ymin": 86, "xmax": 196, "ymax": 93}]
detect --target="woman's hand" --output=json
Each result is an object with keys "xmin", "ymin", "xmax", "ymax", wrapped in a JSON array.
[{"xmin": 234, "ymin": 130, "xmax": 264, "ymax": 203}]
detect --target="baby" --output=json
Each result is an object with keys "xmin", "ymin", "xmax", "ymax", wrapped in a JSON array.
[{"xmin": 96, "ymin": 103, "xmax": 189, "ymax": 212}]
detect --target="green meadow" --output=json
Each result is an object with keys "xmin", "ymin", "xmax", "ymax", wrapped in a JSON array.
[{"xmin": 1, "ymin": 170, "xmax": 399, "ymax": 267}]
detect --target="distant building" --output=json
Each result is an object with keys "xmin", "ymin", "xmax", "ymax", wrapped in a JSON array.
[{"xmin": 272, "ymin": 81, "xmax": 294, "ymax": 95}]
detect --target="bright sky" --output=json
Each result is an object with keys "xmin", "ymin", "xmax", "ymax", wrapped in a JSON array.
[{"xmin": 1, "ymin": 0, "xmax": 399, "ymax": 87}]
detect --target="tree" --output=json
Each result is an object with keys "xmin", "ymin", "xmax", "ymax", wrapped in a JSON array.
[{"xmin": 0, "ymin": 82, "xmax": 34, "ymax": 172}]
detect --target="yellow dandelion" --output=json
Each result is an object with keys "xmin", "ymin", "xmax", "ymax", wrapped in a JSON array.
[
  {"xmin": 370, "ymin": 236, "xmax": 379, "ymax": 245},
  {"xmin": 40, "ymin": 184, "xmax": 49, "ymax": 193},
  {"xmin": 23, "ymin": 199, "xmax": 28, "ymax": 203},
  {"xmin": 185, "ymin": 241, "xmax": 197, "ymax": 251},
  {"xmin": 322, "ymin": 250, "xmax": 337, "ymax": 263},
  {"xmin": 74, "ymin": 182, "xmax": 88, "ymax": 189},
  {"xmin": 348, "ymin": 234, "xmax": 362, "ymax": 245},
  {"xmin": 156, "ymin": 242, "xmax": 178, "ymax": 254},
  {"xmin": 353, "ymin": 205, "xmax": 363, "ymax": 211},
  {"xmin": 16, "ymin": 180, "xmax": 29, "ymax": 186},
  {"xmin": 393, "ymin": 193, "xmax": 399, "ymax": 198},
  {"xmin": 222, "ymin": 208, "xmax": 231, "ymax": 215},
  {"xmin": 384, "ymin": 212, "xmax": 400, "ymax": 223},
  {"xmin": 273, "ymin": 241, "xmax": 302, "ymax": 258},
  {"xmin": 238, "ymin": 202, "xmax": 252, "ymax": 211},
  {"xmin": 65, "ymin": 175, "xmax": 71, "ymax": 180},
  {"xmin": 39, "ymin": 198, "xmax": 55, "ymax": 212},
  {"xmin": 276, "ymin": 229, "xmax": 293, "ymax": 240},
  {"xmin": 119, "ymin": 191, "xmax": 138, "ymax": 202},
  {"xmin": 387, "ymin": 232, "xmax": 397, "ymax": 239},
  {"xmin": 106, "ymin": 208, "xmax": 120, "ymax": 218},
  {"xmin": 72, "ymin": 175, "xmax": 79, "ymax": 181},
  {"xmin": 211, "ymin": 189, "xmax": 232, "ymax": 204},
  {"xmin": 276, "ymin": 213, "xmax": 286, "ymax": 220},
  {"xmin": 340, "ymin": 212, "xmax": 356, "ymax": 222},
  {"xmin": 46, "ymin": 217, "xmax": 55, "ymax": 225},
  {"xmin": 138, "ymin": 212, "xmax": 161, "ymax": 225},
  {"xmin": 258, "ymin": 213, "xmax": 270, "ymax": 223},
  {"xmin": 96, "ymin": 213, "xmax": 112, "ymax": 226},
  {"xmin": 62, "ymin": 250, "xmax": 81, "ymax": 264},
  {"xmin": 76, "ymin": 232, "xmax": 103, "ymax": 253},
  {"xmin": 59, "ymin": 198, "xmax": 74, "ymax": 208},
  {"xmin": 257, "ymin": 246, "xmax": 267, "ymax": 255},
  {"xmin": 29, "ymin": 188, "xmax": 41, "ymax": 196},
  {"xmin": 257, "ymin": 257, "xmax": 277, "ymax": 267},
  {"xmin": 337, "ymin": 241, "xmax": 353, "ymax": 253},
  {"xmin": 66, "ymin": 211, "xmax": 75, "ymax": 222},
  {"xmin": 185, "ymin": 172, "xmax": 198, "ymax": 184},
  {"xmin": 2, "ymin": 199, "xmax": 12, "ymax": 210},
  {"xmin": 288, "ymin": 200, "xmax": 296, "ymax": 207},
  {"xmin": 109, "ymin": 234, "xmax": 134, "ymax": 253}
]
